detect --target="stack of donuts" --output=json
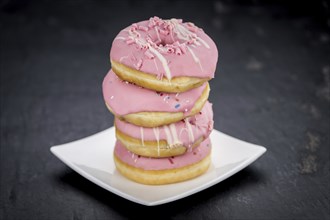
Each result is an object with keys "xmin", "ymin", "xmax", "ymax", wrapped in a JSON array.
[{"xmin": 102, "ymin": 17, "xmax": 218, "ymax": 185}]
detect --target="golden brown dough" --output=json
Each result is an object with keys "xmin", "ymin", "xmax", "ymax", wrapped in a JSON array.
[
  {"xmin": 111, "ymin": 60, "xmax": 210, "ymax": 93},
  {"xmin": 114, "ymin": 152, "xmax": 211, "ymax": 185}
]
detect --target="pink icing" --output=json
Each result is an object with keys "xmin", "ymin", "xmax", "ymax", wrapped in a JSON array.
[
  {"xmin": 102, "ymin": 69, "xmax": 207, "ymax": 115},
  {"xmin": 110, "ymin": 17, "xmax": 218, "ymax": 80},
  {"xmin": 114, "ymin": 138, "xmax": 212, "ymax": 170},
  {"xmin": 115, "ymin": 102, "xmax": 213, "ymax": 148}
]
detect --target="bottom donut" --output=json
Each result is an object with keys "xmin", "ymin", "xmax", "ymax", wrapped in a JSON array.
[{"xmin": 114, "ymin": 138, "xmax": 212, "ymax": 185}]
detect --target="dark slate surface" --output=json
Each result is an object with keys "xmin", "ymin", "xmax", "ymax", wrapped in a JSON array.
[{"xmin": 1, "ymin": 0, "xmax": 329, "ymax": 219}]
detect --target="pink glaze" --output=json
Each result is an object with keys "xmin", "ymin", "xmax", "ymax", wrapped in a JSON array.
[
  {"xmin": 114, "ymin": 138, "xmax": 211, "ymax": 170},
  {"xmin": 103, "ymin": 69, "xmax": 207, "ymax": 115},
  {"xmin": 110, "ymin": 17, "xmax": 218, "ymax": 80},
  {"xmin": 115, "ymin": 102, "xmax": 213, "ymax": 148}
]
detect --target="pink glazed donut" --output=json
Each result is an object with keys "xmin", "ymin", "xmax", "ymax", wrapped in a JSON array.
[
  {"xmin": 103, "ymin": 69, "xmax": 210, "ymax": 127},
  {"xmin": 114, "ymin": 137, "xmax": 212, "ymax": 185},
  {"xmin": 115, "ymin": 101, "xmax": 214, "ymax": 158},
  {"xmin": 110, "ymin": 16, "xmax": 218, "ymax": 93}
]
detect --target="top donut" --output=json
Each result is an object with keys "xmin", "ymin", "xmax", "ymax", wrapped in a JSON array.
[{"xmin": 110, "ymin": 17, "xmax": 218, "ymax": 93}]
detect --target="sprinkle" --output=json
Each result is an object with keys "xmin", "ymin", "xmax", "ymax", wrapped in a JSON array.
[
  {"xmin": 144, "ymin": 50, "xmax": 155, "ymax": 59},
  {"xmin": 193, "ymin": 152, "xmax": 197, "ymax": 155},
  {"xmin": 130, "ymin": 27, "xmax": 137, "ymax": 31},
  {"xmin": 175, "ymin": 93, "xmax": 180, "ymax": 97},
  {"xmin": 138, "ymin": 25, "xmax": 148, "ymax": 32},
  {"xmin": 173, "ymin": 41, "xmax": 180, "ymax": 46},
  {"xmin": 156, "ymin": 91, "xmax": 164, "ymax": 96},
  {"xmin": 184, "ymin": 108, "xmax": 188, "ymax": 112},
  {"xmin": 134, "ymin": 59, "xmax": 143, "ymax": 70},
  {"xmin": 199, "ymin": 112, "xmax": 202, "ymax": 114},
  {"xmin": 187, "ymin": 22, "xmax": 195, "ymax": 27},
  {"xmin": 110, "ymin": 96, "xmax": 114, "ymax": 99},
  {"xmin": 188, "ymin": 39, "xmax": 196, "ymax": 44},
  {"xmin": 175, "ymin": 48, "xmax": 182, "ymax": 55},
  {"xmin": 167, "ymin": 48, "xmax": 175, "ymax": 53},
  {"xmin": 126, "ymin": 39, "xmax": 135, "ymax": 45},
  {"xmin": 187, "ymin": 144, "xmax": 192, "ymax": 152},
  {"xmin": 179, "ymin": 44, "xmax": 186, "ymax": 54},
  {"xmin": 187, "ymin": 26, "xmax": 197, "ymax": 32},
  {"xmin": 185, "ymin": 100, "xmax": 190, "ymax": 103},
  {"xmin": 175, "ymin": 104, "xmax": 180, "ymax": 109},
  {"xmin": 168, "ymin": 158, "xmax": 174, "ymax": 164},
  {"xmin": 159, "ymin": 29, "xmax": 169, "ymax": 35}
]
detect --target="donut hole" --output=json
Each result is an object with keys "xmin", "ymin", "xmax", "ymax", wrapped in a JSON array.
[
  {"xmin": 155, "ymin": 37, "xmax": 176, "ymax": 47},
  {"xmin": 156, "ymin": 40, "xmax": 166, "ymax": 47}
]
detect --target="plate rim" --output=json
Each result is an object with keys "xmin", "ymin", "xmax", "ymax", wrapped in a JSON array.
[{"xmin": 50, "ymin": 127, "xmax": 266, "ymax": 206}]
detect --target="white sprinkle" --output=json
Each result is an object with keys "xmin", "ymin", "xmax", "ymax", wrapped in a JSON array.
[{"xmin": 114, "ymin": 36, "xmax": 126, "ymax": 41}]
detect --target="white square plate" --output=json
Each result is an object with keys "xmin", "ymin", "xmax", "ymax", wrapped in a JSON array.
[{"xmin": 50, "ymin": 127, "xmax": 266, "ymax": 206}]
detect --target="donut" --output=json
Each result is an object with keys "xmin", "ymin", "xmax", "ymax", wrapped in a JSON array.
[
  {"xmin": 115, "ymin": 101, "xmax": 213, "ymax": 158},
  {"xmin": 103, "ymin": 69, "xmax": 209, "ymax": 127},
  {"xmin": 110, "ymin": 16, "xmax": 218, "ymax": 93},
  {"xmin": 114, "ymin": 138, "xmax": 212, "ymax": 185}
]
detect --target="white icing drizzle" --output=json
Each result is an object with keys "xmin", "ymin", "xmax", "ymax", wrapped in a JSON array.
[
  {"xmin": 169, "ymin": 124, "xmax": 180, "ymax": 145},
  {"xmin": 173, "ymin": 23, "xmax": 190, "ymax": 41},
  {"xmin": 184, "ymin": 118, "xmax": 195, "ymax": 143},
  {"xmin": 121, "ymin": 18, "xmax": 211, "ymax": 81},
  {"xmin": 154, "ymin": 27, "xmax": 161, "ymax": 43},
  {"xmin": 140, "ymin": 127, "xmax": 145, "ymax": 146},
  {"xmin": 153, "ymin": 127, "xmax": 160, "ymax": 156},
  {"xmin": 153, "ymin": 58, "xmax": 159, "ymax": 71},
  {"xmin": 187, "ymin": 46, "xmax": 203, "ymax": 72},
  {"xmin": 127, "ymin": 29, "xmax": 172, "ymax": 80},
  {"xmin": 196, "ymin": 36, "xmax": 210, "ymax": 48},
  {"xmin": 163, "ymin": 126, "xmax": 173, "ymax": 147},
  {"xmin": 169, "ymin": 19, "xmax": 210, "ymax": 49},
  {"xmin": 179, "ymin": 127, "xmax": 188, "ymax": 140},
  {"xmin": 148, "ymin": 46, "xmax": 172, "ymax": 80},
  {"xmin": 194, "ymin": 40, "xmax": 201, "ymax": 46},
  {"xmin": 119, "ymin": 56, "xmax": 129, "ymax": 62},
  {"xmin": 114, "ymin": 36, "xmax": 126, "ymax": 40}
]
